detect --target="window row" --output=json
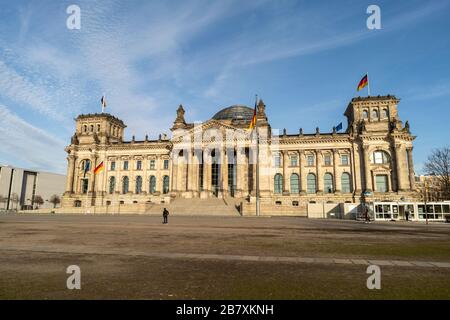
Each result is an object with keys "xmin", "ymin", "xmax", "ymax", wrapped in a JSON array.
[
  {"xmin": 82, "ymin": 123, "xmax": 101, "ymax": 134},
  {"xmin": 273, "ymin": 173, "xmax": 353, "ymax": 194},
  {"xmin": 109, "ymin": 175, "xmax": 170, "ymax": 194},
  {"xmin": 362, "ymin": 108, "xmax": 389, "ymax": 120},
  {"xmin": 273, "ymin": 154, "xmax": 350, "ymax": 167},
  {"xmin": 109, "ymin": 159, "xmax": 169, "ymax": 171}
]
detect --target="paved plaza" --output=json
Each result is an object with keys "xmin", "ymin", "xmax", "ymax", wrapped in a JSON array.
[{"xmin": 0, "ymin": 214, "xmax": 449, "ymax": 299}]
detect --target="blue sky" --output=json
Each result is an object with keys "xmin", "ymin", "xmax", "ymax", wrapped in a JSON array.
[{"xmin": 0, "ymin": 0, "xmax": 449, "ymax": 174}]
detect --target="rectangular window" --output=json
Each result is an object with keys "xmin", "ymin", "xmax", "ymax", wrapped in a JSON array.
[
  {"xmin": 443, "ymin": 205, "xmax": 450, "ymax": 213},
  {"xmin": 199, "ymin": 163, "xmax": 204, "ymax": 191},
  {"xmin": 324, "ymin": 155, "xmax": 331, "ymax": 166},
  {"xmin": 81, "ymin": 179, "xmax": 89, "ymax": 194},
  {"xmin": 341, "ymin": 155, "xmax": 349, "ymax": 166},
  {"xmin": 375, "ymin": 175, "xmax": 388, "ymax": 192},
  {"xmin": 307, "ymin": 155, "xmax": 315, "ymax": 166},
  {"xmin": 150, "ymin": 159, "xmax": 156, "ymax": 170},
  {"xmin": 163, "ymin": 159, "xmax": 169, "ymax": 170},
  {"xmin": 290, "ymin": 155, "xmax": 298, "ymax": 166},
  {"xmin": 123, "ymin": 160, "xmax": 129, "ymax": 170},
  {"xmin": 274, "ymin": 155, "xmax": 281, "ymax": 167},
  {"xmin": 110, "ymin": 161, "xmax": 116, "ymax": 171},
  {"xmin": 136, "ymin": 160, "xmax": 142, "ymax": 170}
]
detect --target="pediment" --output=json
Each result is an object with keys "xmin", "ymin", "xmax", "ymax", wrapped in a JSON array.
[
  {"xmin": 371, "ymin": 165, "xmax": 391, "ymax": 173},
  {"xmin": 171, "ymin": 119, "xmax": 249, "ymax": 144}
]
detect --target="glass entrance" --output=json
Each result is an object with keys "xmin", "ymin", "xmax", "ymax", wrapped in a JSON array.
[
  {"xmin": 228, "ymin": 163, "xmax": 236, "ymax": 197},
  {"xmin": 212, "ymin": 162, "xmax": 220, "ymax": 197}
]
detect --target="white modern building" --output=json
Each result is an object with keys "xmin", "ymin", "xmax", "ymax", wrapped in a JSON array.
[{"xmin": 0, "ymin": 165, "xmax": 66, "ymax": 210}]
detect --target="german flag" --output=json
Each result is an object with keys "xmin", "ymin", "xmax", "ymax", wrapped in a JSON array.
[
  {"xmin": 248, "ymin": 105, "xmax": 257, "ymax": 131},
  {"xmin": 94, "ymin": 161, "xmax": 104, "ymax": 175},
  {"xmin": 357, "ymin": 74, "xmax": 368, "ymax": 91},
  {"xmin": 101, "ymin": 96, "xmax": 107, "ymax": 108}
]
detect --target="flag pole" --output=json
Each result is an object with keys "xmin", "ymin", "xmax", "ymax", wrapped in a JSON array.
[
  {"xmin": 256, "ymin": 121, "xmax": 260, "ymax": 217},
  {"xmin": 254, "ymin": 94, "xmax": 260, "ymax": 217},
  {"xmin": 101, "ymin": 94, "xmax": 106, "ymax": 113},
  {"xmin": 367, "ymin": 72, "xmax": 371, "ymax": 96}
]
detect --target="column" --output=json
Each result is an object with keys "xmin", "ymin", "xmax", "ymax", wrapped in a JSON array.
[
  {"xmin": 183, "ymin": 153, "xmax": 188, "ymax": 192},
  {"xmin": 222, "ymin": 148, "xmax": 228, "ymax": 196},
  {"xmin": 282, "ymin": 150, "xmax": 289, "ymax": 194},
  {"xmin": 191, "ymin": 152, "xmax": 199, "ymax": 195},
  {"xmin": 156, "ymin": 155, "xmax": 161, "ymax": 193},
  {"xmin": 363, "ymin": 146, "xmax": 372, "ymax": 192},
  {"xmin": 316, "ymin": 151, "xmax": 323, "ymax": 193},
  {"xmin": 407, "ymin": 147, "xmax": 415, "ymax": 190},
  {"xmin": 187, "ymin": 152, "xmax": 193, "ymax": 192},
  {"xmin": 333, "ymin": 149, "xmax": 340, "ymax": 193},
  {"xmin": 299, "ymin": 150, "xmax": 306, "ymax": 195},
  {"xmin": 89, "ymin": 155, "xmax": 97, "ymax": 194},
  {"xmin": 65, "ymin": 155, "xmax": 76, "ymax": 193},
  {"xmin": 352, "ymin": 144, "xmax": 362, "ymax": 193},
  {"xmin": 243, "ymin": 148, "xmax": 249, "ymax": 196},
  {"xmin": 235, "ymin": 147, "xmax": 244, "ymax": 196},
  {"xmin": 142, "ymin": 157, "xmax": 148, "ymax": 194},
  {"xmin": 171, "ymin": 153, "xmax": 178, "ymax": 193},
  {"xmin": 395, "ymin": 144, "xmax": 408, "ymax": 191},
  {"xmin": 203, "ymin": 151, "xmax": 209, "ymax": 193}
]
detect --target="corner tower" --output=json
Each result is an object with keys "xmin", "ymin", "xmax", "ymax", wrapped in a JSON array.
[{"xmin": 74, "ymin": 113, "xmax": 126, "ymax": 145}]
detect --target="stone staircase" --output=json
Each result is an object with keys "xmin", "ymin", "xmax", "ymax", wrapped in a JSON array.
[{"xmin": 145, "ymin": 197, "xmax": 242, "ymax": 216}]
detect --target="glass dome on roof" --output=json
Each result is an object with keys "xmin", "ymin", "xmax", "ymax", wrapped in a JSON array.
[{"xmin": 212, "ymin": 105, "xmax": 254, "ymax": 121}]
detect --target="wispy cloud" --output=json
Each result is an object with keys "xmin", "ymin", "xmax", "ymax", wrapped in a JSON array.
[
  {"xmin": 407, "ymin": 82, "xmax": 450, "ymax": 101},
  {"xmin": 0, "ymin": 105, "xmax": 66, "ymax": 172},
  {"xmin": 202, "ymin": 1, "xmax": 449, "ymax": 99},
  {"xmin": 0, "ymin": 60, "xmax": 68, "ymax": 121},
  {"xmin": 0, "ymin": 0, "xmax": 448, "ymax": 173}
]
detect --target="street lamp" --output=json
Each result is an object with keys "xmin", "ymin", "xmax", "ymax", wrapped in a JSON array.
[{"xmin": 423, "ymin": 180, "xmax": 429, "ymax": 225}]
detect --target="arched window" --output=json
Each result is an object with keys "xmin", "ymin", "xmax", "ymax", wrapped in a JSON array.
[
  {"xmin": 372, "ymin": 109, "xmax": 379, "ymax": 120},
  {"xmin": 307, "ymin": 173, "xmax": 317, "ymax": 194},
  {"xmin": 97, "ymin": 124, "xmax": 101, "ymax": 132},
  {"xmin": 83, "ymin": 125, "xmax": 87, "ymax": 133},
  {"xmin": 382, "ymin": 108, "xmax": 389, "ymax": 118},
  {"xmin": 324, "ymin": 173, "xmax": 334, "ymax": 193},
  {"xmin": 362, "ymin": 110, "xmax": 369, "ymax": 119},
  {"xmin": 122, "ymin": 176, "xmax": 129, "ymax": 194},
  {"xmin": 163, "ymin": 176, "xmax": 170, "ymax": 194},
  {"xmin": 109, "ymin": 176, "xmax": 115, "ymax": 194},
  {"xmin": 290, "ymin": 174, "xmax": 299, "ymax": 193},
  {"xmin": 135, "ymin": 176, "xmax": 142, "ymax": 194},
  {"xmin": 274, "ymin": 174, "xmax": 283, "ymax": 194},
  {"xmin": 341, "ymin": 173, "xmax": 352, "ymax": 193},
  {"xmin": 90, "ymin": 125, "xmax": 94, "ymax": 132},
  {"xmin": 149, "ymin": 175, "xmax": 156, "ymax": 194},
  {"xmin": 373, "ymin": 151, "xmax": 390, "ymax": 164}
]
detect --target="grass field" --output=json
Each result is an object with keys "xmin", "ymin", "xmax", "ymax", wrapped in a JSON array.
[{"xmin": 0, "ymin": 214, "xmax": 449, "ymax": 299}]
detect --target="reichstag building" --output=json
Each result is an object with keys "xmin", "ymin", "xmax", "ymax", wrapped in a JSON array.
[{"xmin": 61, "ymin": 95, "xmax": 419, "ymax": 215}]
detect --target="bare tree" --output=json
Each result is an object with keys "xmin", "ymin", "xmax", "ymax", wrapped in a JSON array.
[
  {"xmin": 424, "ymin": 147, "xmax": 450, "ymax": 200},
  {"xmin": 34, "ymin": 195, "xmax": 44, "ymax": 209},
  {"xmin": 49, "ymin": 194, "xmax": 61, "ymax": 208},
  {"xmin": 0, "ymin": 194, "xmax": 6, "ymax": 210},
  {"xmin": 11, "ymin": 193, "xmax": 19, "ymax": 210}
]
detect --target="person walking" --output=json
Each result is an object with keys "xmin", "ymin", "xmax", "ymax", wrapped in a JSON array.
[{"xmin": 163, "ymin": 208, "xmax": 169, "ymax": 224}]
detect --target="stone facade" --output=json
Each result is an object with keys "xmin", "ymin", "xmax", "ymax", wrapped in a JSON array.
[{"xmin": 61, "ymin": 95, "xmax": 419, "ymax": 214}]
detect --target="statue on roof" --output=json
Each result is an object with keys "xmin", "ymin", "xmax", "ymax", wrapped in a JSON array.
[
  {"xmin": 176, "ymin": 104, "xmax": 185, "ymax": 122},
  {"xmin": 172, "ymin": 104, "xmax": 187, "ymax": 130}
]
